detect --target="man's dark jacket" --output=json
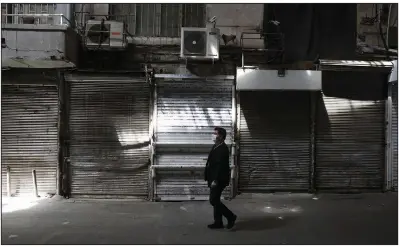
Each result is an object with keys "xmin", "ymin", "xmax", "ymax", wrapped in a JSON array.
[{"xmin": 204, "ymin": 142, "xmax": 230, "ymax": 188}]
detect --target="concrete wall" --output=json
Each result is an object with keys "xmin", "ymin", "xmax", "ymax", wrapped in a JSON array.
[
  {"xmin": 75, "ymin": 4, "xmax": 108, "ymax": 22},
  {"xmin": 1, "ymin": 25, "xmax": 80, "ymax": 66},
  {"xmin": 207, "ymin": 3, "xmax": 264, "ymax": 48},
  {"xmin": 1, "ymin": 4, "xmax": 77, "ymax": 61},
  {"xmin": 2, "ymin": 25, "xmax": 68, "ymax": 60},
  {"xmin": 78, "ymin": 3, "xmax": 264, "ymax": 48},
  {"xmin": 92, "ymin": 4, "xmax": 109, "ymax": 18}
]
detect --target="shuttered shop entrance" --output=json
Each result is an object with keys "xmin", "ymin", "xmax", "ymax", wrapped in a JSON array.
[
  {"xmin": 238, "ymin": 91, "xmax": 312, "ymax": 192},
  {"xmin": 1, "ymin": 85, "xmax": 59, "ymax": 196},
  {"xmin": 68, "ymin": 76, "xmax": 150, "ymax": 198},
  {"xmin": 315, "ymin": 96, "xmax": 385, "ymax": 190},
  {"xmin": 392, "ymin": 83, "xmax": 398, "ymax": 191},
  {"xmin": 155, "ymin": 79, "xmax": 233, "ymax": 201}
]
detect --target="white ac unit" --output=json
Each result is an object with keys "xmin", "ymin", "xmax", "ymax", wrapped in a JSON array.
[
  {"xmin": 180, "ymin": 27, "xmax": 220, "ymax": 60},
  {"xmin": 84, "ymin": 20, "xmax": 127, "ymax": 50}
]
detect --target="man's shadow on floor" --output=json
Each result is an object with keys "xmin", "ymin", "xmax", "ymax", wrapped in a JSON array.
[{"xmin": 231, "ymin": 215, "xmax": 299, "ymax": 232}]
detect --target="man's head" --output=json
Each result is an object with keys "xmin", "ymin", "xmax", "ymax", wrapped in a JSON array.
[{"xmin": 213, "ymin": 127, "xmax": 227, "ymax": 143}]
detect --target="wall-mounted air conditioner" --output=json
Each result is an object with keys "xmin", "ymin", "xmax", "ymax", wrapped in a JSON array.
[
  {"xmin": 84, "ymin": 20, "xmax": 127, "ymax": 50},
  {"xmin": 180, "ymin": 27, "xmax": 220, "ymax": 60}
]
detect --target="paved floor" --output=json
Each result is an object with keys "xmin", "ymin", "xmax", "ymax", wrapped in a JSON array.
[{"xmin": 1, "ymin": 193, "xmax": 398, "ymax": 245}]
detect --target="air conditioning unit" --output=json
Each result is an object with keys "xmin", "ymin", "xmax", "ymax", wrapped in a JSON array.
[
  {"xmin": 84, "ymin": 20, "xmax": 127, "ymax": 50},
  {"xmin": 181, "ymin": 27, "xmax": 220, "ymax": 60}
]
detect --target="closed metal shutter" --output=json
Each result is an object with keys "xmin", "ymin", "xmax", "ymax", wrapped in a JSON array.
[
  {"xmin": 155, "ymin": 79, "xmax": 233, "ymax": 201},
  {"xmin": 68, "ymin": 77, "xmax": 150, "ymax": 198},
  {"xmin": 393, "ymin": 83, "xmax": 398, "ymax": 191},
  {"xmin": 238, "ymin": 91, "xmax": 311, "ymax": 192},
  {"xmin": 315, "ymin": 95, "xmax": 385, "ymax": 190},
  {"xmin": 1, "ymin": 85, "xmax": 59, "ymax": 196}
]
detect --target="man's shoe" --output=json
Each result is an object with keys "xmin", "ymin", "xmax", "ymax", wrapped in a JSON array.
[
  {"xmin": 226, "ymin": 215, "xmax": 237, "ymax": 229},
  {"xmin": 207, "ymin": 223, "xmax": 224, "ymax": 229}
]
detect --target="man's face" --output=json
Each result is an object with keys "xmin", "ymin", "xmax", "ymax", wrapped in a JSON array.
[{"xmin": 212, "ymin": 130, "xmax": 220, "ymax": 143}]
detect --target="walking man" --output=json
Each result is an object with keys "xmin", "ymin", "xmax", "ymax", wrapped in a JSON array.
[{"xmin": 205, "ymin": 127, "xmax": 237, "ymax": 229}]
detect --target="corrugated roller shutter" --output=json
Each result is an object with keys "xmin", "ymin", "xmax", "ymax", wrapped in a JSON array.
[
  {"xmin": 1, "ymin": 85, "xmax": 59, "ymax": 196},
  {"xmin": 239, "ymin": 91, "xmax": 311, "ymax": 192},
  {"xmin": 155, "ymin": 79, "xmax": 233, "ymax": 201},
  {"xmin": 68, "ymin": 77, "xmax": 150, "ymax": 198},
  {"xmin": 392, "ymin": 83, "xmax": 398, "ymax": 191},
  {"xmin": 315, "ymin": 95, "xmax": 385, "ymax": 190}
]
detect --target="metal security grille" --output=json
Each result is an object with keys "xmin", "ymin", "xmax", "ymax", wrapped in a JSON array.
[
  {"xmin": 315, "ymin": 96, "xmax": 385, "ymax": 190},
  {"xmin": 1, "ymin": 85, "xmax": 59, "ymax": 196},
  {"xmin": 1, "ymin": 4, "xmax": 7, "ymax": 24},
  {"xmin": 109, "ymin": 3, "xmax": 205, "ymax": 37},
  {"xmin": 1, "ymin": 3, "xmax": 57, "ymax": 24},
  {"xmin": 155, "ymin": 79, "xmax": 233, "ymax": 201},
  {"xmin": 392, "ymin": 83, "xmax": 398, "ymax": 191},
  {"xmin": 238, "ymin": 91, "xmax": 311, "ymax": 192},
  {"xmin": 68, "ymin": 76, "xmax": 150, "ymax": 198}
]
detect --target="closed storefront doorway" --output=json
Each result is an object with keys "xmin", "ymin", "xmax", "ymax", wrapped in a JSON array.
[
  {"xmin": 2, "ymin": 83, "xmax": 59, "ymax": 197},
  {"xmin": 67, "ymin": 75, "xmax": 150, "ymax": 198},
  {"xmin": 238, "ymin": 91, "xmax": 312, "ymax": 192},
  {"xmin": 315, "ymin": 95, "xmax": 385, "ymax": 190},
  {"xmin": 315, "ymin": 60, "xmax": 391, "ymax": 191},
  {"xmin": 153, "ymin": 77, "xmax": 234, "ymax": 201}
]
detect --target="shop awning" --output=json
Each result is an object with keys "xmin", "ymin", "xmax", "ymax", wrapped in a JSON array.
[
  {"xmin": 236, "ymin": 68, "xmax": 322, "ymax": 91},
  {"xmin": 319, "ymin": 59, "xmax": 395, "ymax": 100},
  {"xmin": 2, "ymin": 58, "xmax": 75, "ymax": 70},
  {"xmin": 318, "ymin": 59, "xmax": 394, "ymax": 73},
  {"xmin": 389, "ymin": 60, "xmax": 397, "ymax": 83}
]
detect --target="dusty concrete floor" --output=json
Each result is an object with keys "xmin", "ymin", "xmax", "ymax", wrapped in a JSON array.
[{"xmin": 1, "ymin": 193, "xmax": 398, "ymax": 245}]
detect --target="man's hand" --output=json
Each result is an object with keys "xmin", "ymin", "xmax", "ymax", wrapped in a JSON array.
[{"xmin": 211, "ymin": 181, "xmax": 217, "ymax": 188}]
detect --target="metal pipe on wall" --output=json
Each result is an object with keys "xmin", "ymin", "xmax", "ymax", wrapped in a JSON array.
[
  {"xmin": 63, "ymin": 73, "xmax": 71, "ymax": 198},
  {"xmin": 7, "ymin": 166, "xmax": 11, "ymax": 197},
  {"xmin": 153, "ymin": 79, "xmax": 159, "ymax": 143},
  {"xmin": 151, "ymin": 79, "xmax": 159, "ymax": 200},
  {"xmin": 230, "ymin": 76, "xmax": 237, "ymax": 198},
  {"xmin": 32, "ymin": 170, "xmax": 38, "ymax": 197},
  {"xmin": 385, "ymin": 82, "xmax": 393, "ymax": 191},
  {"xmin": 147, "ymin": 68, "xmax": 155, "ymax": 201},
  {"xmin": 232, "ymin": 83, "xmax": 237, "ymax": 140},
  {"xmin": 235, "ymin": 90, "xmax": 241, "ymax": 195},
  {"xmin": 57, "ymin": 72, "xmax": 62, "ymax": 196},
  {"xmin": 309, "ymin": 92, "xmax": 318, "ymax": 192}
]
